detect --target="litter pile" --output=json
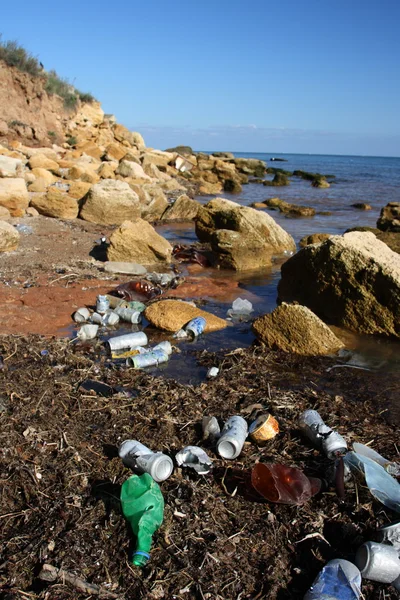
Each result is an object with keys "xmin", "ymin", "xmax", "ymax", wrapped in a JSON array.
[{"xmin": 0, "ymin": 335, "xmax": 399, "ymax": 599}]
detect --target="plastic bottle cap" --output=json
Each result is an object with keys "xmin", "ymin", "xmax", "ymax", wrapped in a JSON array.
[{"xmin": 133, "ymin": 551, "xmax": 150, "ymax": 567}]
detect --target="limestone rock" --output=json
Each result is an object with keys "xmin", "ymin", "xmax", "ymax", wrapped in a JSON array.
[
  {"xmin": 107, "ymin": 219, "xmax": 172, "ymax": 265},
  {"xmin": 26, "ymin": 207, "xmax": 39, "ymax": 217},
  {"xmin": 278, "ymin": 231, "xmax": 400, "ymax": 338},
  {"xmin": 196, "ymin": 198, "xmax": 296, "ymax": 270},
  {"xmin": 0, "ymin": 220, "xmax": 20, "ymax": 252},
  {"xmin": 0, "ymin": 155, "xmax": 23, "ymax": 177},
  {"xmin": 76, "ymin": 141, "xmax": 103, "ymax": 161},
  {"xmin": 113, "ymin": 125, "xmax": 145, "ymax": 149},
  {"xmin": 252, "ymin": 303, "xmax": 344, "ymax": 356},
  {"xmin": 79, "ymin": 179, "xmax": 140, "ymax": 225},
  {"xmin": 28, "ymin": 178, "xmax": 50, "ymax": 192},
  {"xmin": 0, "ymin": 178, "xmax": 29, "ymax": 215},
  {"xmin": 0, "ymin": 120, "xmax": 9, "ymax": 136},
  {"xmin": 140, "ymin": 185, "xmax": 169, "ymax": 221},
  {"xmin": 28, "ymin": 154, "xmax": 59, "ymax": 171},
  {"xmin": 73, "ymin": 102, "xmax": 104, "ymax": 127},
  {"xmin": 20, "ymin": 146, "xmax": 59, "ymax": 161},
  {"xmin": 67, "ymin": 181, "xmax": 92, "ymax": 200},
  {"xmin": 30, "ymin": 188, "xmax": 79, "ymax": 219},
  {"xmin": 377, "ymin": 202, "xmax": 400, "ymax": 233},
  {"xmin": 141, "ymin": 150, "xmax": 174, "ymax": 169},
  {"xmin": 0, "ymin": 206, "xmax": 11, "ymax": 220},
  {"xmin": 31, "ymin": 168, "xmax": 56, "ymax": 186},
  {"xmin": 345, "ymin": 226, "xmax": 400, "ymax": 255},
  {"xmin": 104, "ymin": 143, "xmax": 127, "ymax": 162},
  {"xmin": 162, "ymin": 195, "xmax": 201, "ymax": 221},
  {"xmin": 198, "ymin": 180, "xmax": 223, "ymax": 195},
  {"xmin": 352, "ymin": 203, "xmax": 372, "ymax": 210},
  {"xmin": 233, "ymin": 158, "xmax": 267, "ymax": 177},
  {"xmin": 144, "ymin": 299, "xmax": 227, "ymax": 333},
  {"xmin": 264, "ymin": 198, "xmax": 316, "ymax": 217},
  {"xmin": 116, "ymin": 160, "xmax": 151, "ymax": 180},
  {"xmin": 312, "ymin": 178, "xmax": 330, "ymax": 188},
  {"xmin": 299, "ymin": 233, "xmax": 332, "ymax": 247},
  {"xmin": 97, "ymin": 162, "xmax": 117, "ymax": 179}
]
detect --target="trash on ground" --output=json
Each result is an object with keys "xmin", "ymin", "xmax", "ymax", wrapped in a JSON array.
[
  {"xmin": 96, "ymin": 295, "xmax": 110, "ymax": 314},
  {"xmin": 377, "ymin": 521, "xmax": 400, "ymax": 548},
  {"xmin": 73, "ymin": 307, "xmax": 91, "ymax": 323},
  {"xmin": 216, "ymin": 415, "xmax": 248, "ymax": 459},
  {"xmin": 353, "ymin": 442, "xmax": 400, "ymax": 477},
  {"xmin": 79, "ymin": 379, "xmax": 114, "ymax": 398},
  {"xmin": 119, "ymin": 440, "xmax": 173, "ymax": 482},
  {"xmin": 113, "ymin": 306, "xmax": 142, "ymax": 324},
  {"xmin": 304, "ymin": 558, "xmax": 362, "ymax": 599},
  {"xmin": 249, "ymin": 413, "xmax": 279, "ymax": 443},
  {"xmin": 77, "ymin": 324, "xmax": 98, "ymax": 341},
  {"xmin": 175, "ymin": 446, "xmax": 213, "ymax": 474},
  {"xmin": 355, "ymin": 541, "xmax": 400, "ymax": 589},
  {"xmin": 106, "ymin": 332, "xmax": 148, "ymax": 352},
  {"xmin": 344, "ymin": 451, "xmax": 400, "ymax": 513},
  {"xmin": 146, "ymin": 272, "xmax": 176, "ymax": 287},
  {"xmin": 174, "ymin": 316, "xmax": 206, "ymax": 340},
  {"xmin": 202, "ymin": 416, "xmax": 221, "ymax": 443},
  {"xmin": 15, "ymin": 224, "xmax": 33, "ymax": 235},
  {"xmin": 299, "ymin": 409, "xmax": 347, "ymax": 459},
  {"xmin": 120, "ymin": 473, "xmax": 164, "ymax": 567},
  {"xmin": 104, "ymin": 261, "xmax": 147, "ymax": 276},
  {"xmin": 251, "ymin": 462, "xmax": 321, "ymax": 506},
  {"xmin": 126, "ymin": 349, "xmax": 169, "ymax": 369},
  {"xmin": 207, "ymin": 366, "xmax": 219, "ymax": 378}
]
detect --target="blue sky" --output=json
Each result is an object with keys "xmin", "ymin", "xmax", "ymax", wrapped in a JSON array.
[{"xmin": 1, "ymin": 0, "xmax": 399, "ymax": 156}]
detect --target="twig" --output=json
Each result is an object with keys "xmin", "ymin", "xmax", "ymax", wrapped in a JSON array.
[{"xmin": 38, "ymin": 563, "xmax": 119, "ymax": 599}]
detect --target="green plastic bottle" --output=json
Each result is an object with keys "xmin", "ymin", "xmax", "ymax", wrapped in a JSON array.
[{"xmin": 120, "ymin": 473, "xmax": 164, "ymax": 567}]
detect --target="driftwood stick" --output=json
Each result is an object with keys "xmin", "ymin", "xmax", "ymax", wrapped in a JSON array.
[{"xmin": 38, "ymin": 563, "xmax": 119, "ymax": 599}]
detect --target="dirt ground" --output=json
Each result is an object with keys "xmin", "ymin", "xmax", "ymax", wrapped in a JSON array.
[{"xmin": 0, "ymin": 334, "xmax": 399, "ymax": 600}]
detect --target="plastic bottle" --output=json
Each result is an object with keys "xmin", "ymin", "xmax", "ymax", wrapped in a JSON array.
[
  {"xmin": 120, "ymin": 473, "xmax": 164, "ymax": 567},
  {"xmin": 304, "ymin": 558, "xmax": 361, "ymax": 599},
  {"xmin": 344, "ymin": 451, "xmax": 400, "ymax": 513},
  {"xmin": 119, "ymin": 440, "xmax": 173, "ymax": 482},
  {"xmin": 299, "ymin": 410, "xmax": 347, "ymax": 459}
]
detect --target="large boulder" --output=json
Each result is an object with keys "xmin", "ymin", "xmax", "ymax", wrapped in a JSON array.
[
  {"xmin": 0, "ymin": 221, "xmax": 20, "ymax": 252},
  {"xmin": 299, "ymin": 233, "xmax": 332, "ymax": 247},
  {"xmin": 113, "ymin": 125, "xmax": 145, "ymax": 149},
  {"xmin": 377, "ymin": 202, "xmax": 400, "ymax": 233},
  {"xmin": 252, "ymin": 303, "xmax": 344, "ymax": 356},
  {"xmin": 104, "ymin": 143, "xmax": 127, "ymax": 162},
  {"xmin": 278, "ymin": 231, "xmax": 400, "ymax": 338},
  {"xmin": 233, "ymin": 158, "xmax": 266, "ymax": 177},
  {"xmin": 116, "ymin": 160, "xmax": 151, "ymax": 181},
  {"xmin": 140, "ymin": 185, "xmax": 169, "ymax": 221},
  {"xmin": 144, "ymin": 299, "xmax": 227, "ymax": 333},
  {"xmin": 0, "ymin": 178, "xmax": 29, "ymax": 215},
  {"xmin": 79, "ymin": 179, "xmax": 140, "ymax": 225},
  {"xmin": 0, "ymin": 155, "xmax": 23, "ymax": 177},
  {"xmin": 107, "ymin": 219, "xmax": 172, "ymax": 265},
  {"xmin": 195, "ymin": 198, "xmax": 296, "ymax": 270},
  {"xmin": 30, "ymin": 188, "xmax": 79, "ymax": 220},
  {"xmin": 162, "ymin": 195, "xmax": 201, "ymax": 221},
  {"xmin": 28, "ymin": 154, "xmax": 59, "ymax": 172},
  {"xmin": 73, "ymin": 102, "xmax": 104, "ymax": 127},
  {"xmin": 141, "ymin": 150, "xmax": 175, "ymax": 169}
]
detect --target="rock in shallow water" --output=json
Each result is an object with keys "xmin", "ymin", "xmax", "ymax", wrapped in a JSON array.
[
  {"xmin": 252, "ymin": 303, "xmax": 344, "ymax": 356},
  {"xmin": 278, "ymin": 231, "xmax": 400, "ymax": 338},
  {"xmin": 144, "ymin": 300, "xmax": 227, "ymax": 333}
]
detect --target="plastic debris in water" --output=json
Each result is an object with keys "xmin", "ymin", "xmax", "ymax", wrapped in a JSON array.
[
  {"xmin": 251, "ymin": 462, "xmax": 321, "ymax": 505},
  {"xmin": 175, "ymin": 446, "xmax": 213, "ymax": 474},
  {"xmin": 344, "ymin": 451, "xmax": 400, "ymax": 513},
  {"xmin": 227, "ymin": 298, "xmax": 253, "ymax": 320},
  {"xmin": 353, "ymin": 442, "xmax": 400, "ymax": 477},
  {"xmin": 77, "ymin": 324, "xmax": 98, "ymax": 341},
  {"xmin": 304, "ymin": 558, "xmax": 361, "ymax": 600},
  {"xmin": 207, "ymin": 366, "xmax": 219, "ymax": 379},
  {"xmin": 119, "ymin": 440, "xmax": 173, "ymax": 482},
  {"xmin": 120, "ymin": 473, "xmax": 164, "ymax": 567}
]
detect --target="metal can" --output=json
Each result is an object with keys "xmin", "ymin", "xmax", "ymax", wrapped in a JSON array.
[
  {"xmin": 113, "ymin": 306, "xmax": 142, "ymax": 324},
  {"xmin": 126, "ymin": 349, "xmax": 169, "ymax": 368},
  {"xmin": 185, "ymin": 316, "xmax": 206, "ymax": 338},
  {"xmin": 106, "ymin": 332, "xmax": 148, "ymax": 352},
  {"xmin": 96, "ymin": 295, "xmax": 110, "ymax": 314},
  {"xmin": 249, "ymin": 413, "xmax": 279, "ymax": 443},
  {"xmin": 216, "ymin": 416, "xmax": 248, "ymax": 459}
]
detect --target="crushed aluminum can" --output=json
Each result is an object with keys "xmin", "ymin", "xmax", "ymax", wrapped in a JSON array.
[
  {"xmin": 103, "ymin": 311, "xmax": 120, "ymax": 326},
  {"xmin": 113, "ymin": 306, "xmax": 142, "ymax": 324},
  {"xmin": 299, "ymin": 409, "xmax": 347, "ymax": 459},
  {"xmin": 377, "ymin": 521, "xmax": 400, "ymax": 548},
  {"xmin": 119, "ymin": 440, "xmax": 173, "ymax": 483},
  {"xmin": 96, "ymin": 295, "xmax": 110, "ymax": 315},
  {"xmin": 175, "ymin": 446, "xmax": 213, "ymax": 475}
]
